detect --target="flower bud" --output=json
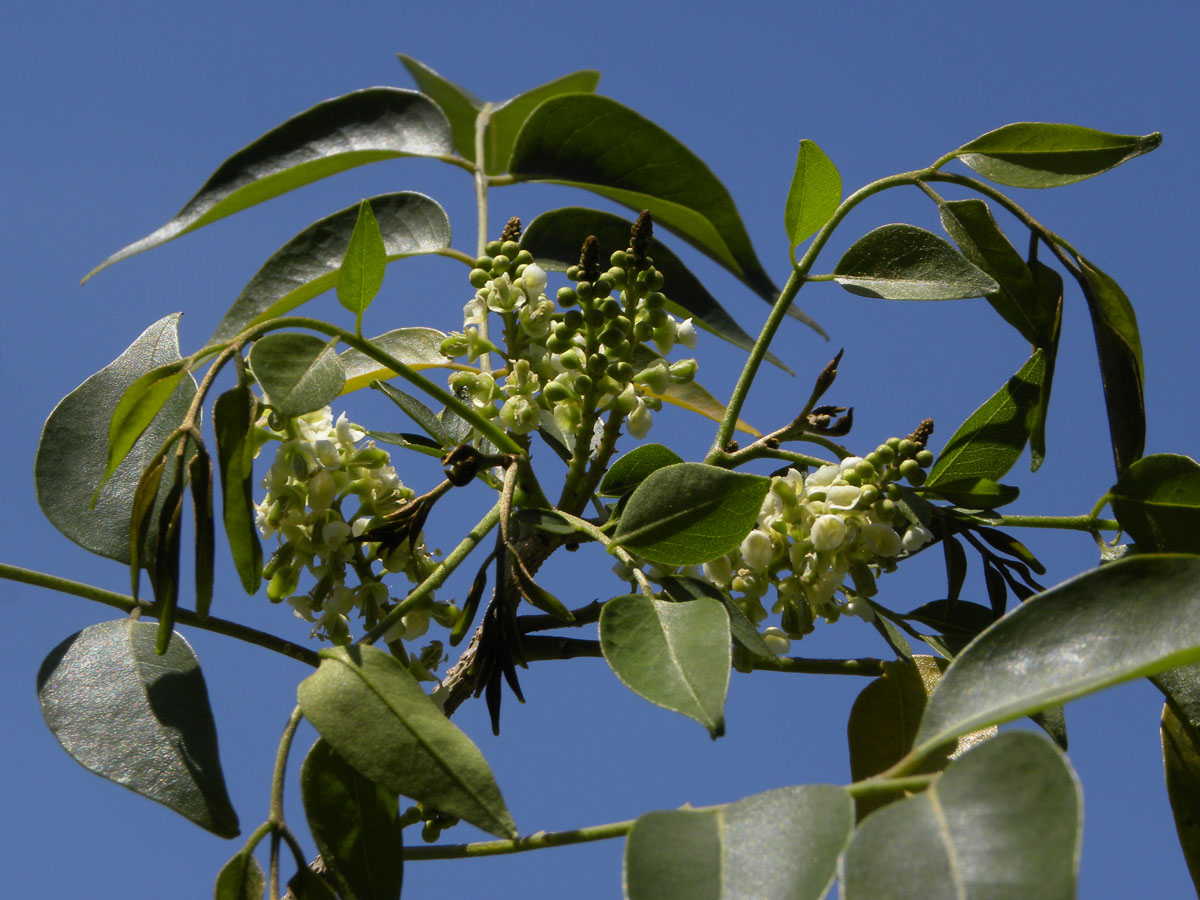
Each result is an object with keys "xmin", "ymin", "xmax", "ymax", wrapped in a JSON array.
[
  {"xmin": 810, "ymin": 514, "xmax": 846, "ymax": 551},
  {"xmin": 521, "ymin": 262, "xmax": 547, "ymax": 296},
  {"xmin": 627, "ymin": 400, "xmax": 653, "ymax": 439},
  {"xmin": 740, "ymin": 529, "xmax": 774, "ymax": 571},
  {"xmin": 762, "ymin": 626, "xmax": 791, "ymax": 656},
  {"xmin": 902, "ymin": 524, "xmax": 934, "ymax": 552},
  {"xmin": 676, "ymin": 318, "xmax": 697, "ymax": 349},
  {"xmin": 669, "ymin": 358, "xmax": 698, "ymax": 384}
]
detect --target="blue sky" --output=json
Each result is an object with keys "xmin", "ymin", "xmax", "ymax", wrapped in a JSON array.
[{"xmin": 3, "ymin": 1, "xmax": 1199, "ymax": 897}]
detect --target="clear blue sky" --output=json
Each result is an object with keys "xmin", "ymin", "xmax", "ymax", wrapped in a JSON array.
[{"xmin": 4, "ymin": 1, "xmax": 1198, "ymax": 897}]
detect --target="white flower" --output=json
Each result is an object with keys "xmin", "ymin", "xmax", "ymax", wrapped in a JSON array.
[
  {"xmin": 762, "ymin": 626, "xmax": 791, "ymax": 656},
  {"xmin": 627, "ymin": 399, "xmax": 653, "ymax": 439},
  {"xmin": 825, "ymin": 484, "xmax": 861, "ymax": 511},
  {"xmin": 520, "ymin": 262, "xmax": 547, "ymax": 297},
  {"xmin": 810, "ymin": 514, "xmax": 847, "ymax": 551},
  {"xmin": 902, "ymin": 524, "xmax": 934, "ymax": 552},
  {"xmin": 703, "ymin": 555, "xmax": 733, "ymax": 588},
  {"xmin": 740, "ymin": 529, "xmax": 774, "ymax": 571},
  {"xmin": 862, "ymin": 523, "xmax": 902, "ymax": 557},
  {"xmin": 676, "ymin": 317, "xmax": 697, "ymax": 349},
  {"xmin": 807, "ymin": 464, "xmax": 842, "ymax": 488}
]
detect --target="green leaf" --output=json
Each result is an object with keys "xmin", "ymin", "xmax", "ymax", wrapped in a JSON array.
[
  {"xmin": 1162, "ymin": 702, "xmax": 1200, "ymax": 895},
  {"xmin": 784, "ymin": 139, "xmax": 841, "ymax": 260},
  {"xmin": 625, "ymin": 785, "xmax": 852, "ymax": 900},
  {"xmin": 1111, "ymin": 454, "xmax": 1200, "ymax": 554},
  {"xmin": 913, "ymin": 554, "xmax": 1200, "ymax": 757},
  {"xmin": 189, "ymin": 449, "xmax": 215, "ymax": 618},
  {"xmin": 840, "ymin": 732, "xmax": 1080, "ymax": 900},
  {"xmin": 250, "ymin": 333, "xmax": 344, "ymax": 417},
  {"xmin": 938, "ymin": 199, "xmax": 1049, "ymax": 346},
  {"xmin": 36, "ymin": 619, "xmax": 238, "ymax": 837},
  {"xmin": 926, "ymin": 350, "xmax": 1045, "ymax": 485},
  {"xmin": 36, "ymin": 314, "xmax": 197, "ymax": 564},
  {"xmin": 600, "ymin": 594, "xmax": 730, "ymax": 737},
  {"xmin": 339, "ymin": 327, "xmax": 456, "ymax": 394},
  {"xmin": 85, "ymin": 89, "xmax": 452, "ymax": 280},
  {"xmin": 1028, "ymin": 261, "xmax": 1064, "ymax": 470},
  {"xmin": 1075, "ymin": 255, "xmax": 1144, "ymax": 474},
  {"xmin": 214, "ymin": 386, "xmax": 263, "ymax": 594},
  {"xmin": 483, "ymin": 70, "xmax": 601, "ymax": 174},
  {"xmin": 211, "ymin": 193, "xmax": 451, "ymax": 344},
  {"xmin": 214, "ymin": 850, "xmax": 266, "ymax": 900},
  {"xmin": 396, "ymin": 54, "xmax": 482, "ymax": 160},
  {"xmin": 337, "ymin": 200, "xmax": 387, "ymax": 326},
  {"xmin": 509, "ymin": 94, "xmax": 778, "ymax": 303},
  {"xmin": 520, "ymin": 207, "xmax": 813, "ymax": 359},
  {"xmin": 371, "ymin": 381, "xmax": 452, "ymax": 447},
  {"xmin": 649, "ymin": 376, "xmax": 761, "ymax": 438},
  {"xmin": 833, "ymin": 224, "xmax": 999, "ymax": 300},
  {"xmin": 301, "ymin": 738, "xmax": 403, "ymax": 900},
  {"xmin": 599, "ymin": 444, "xmax": 684, "ymax": 497},
  {"xmin": 96, "ymin": 361, "xmax": 186, "ymax": 500},
  {"xmin": 287, "ymin": 868, "xmax": 338, "ymax": 900},
  {"xmin": 297, "ymin": 644, "xmax": 516, "ymax": 838},
  {"xmin": 658, "ymin": 575, "xmax": 773, "ymax": 659},
  {"xmin": 903, "ymin": 600, "xmax": 995, "ymax": 656},
  {"xmin": 918, "ymin": 477, "xmax": 1019, "ymax": 509},
  {"xmin": 613, "ymin": 464, "xmax": 769, "ymax": 566},
  {"xmin": 952, "ymin": 122, "xmax": 1162, "ymax": 188},
  {"xmin": 847, "ymin": 656, "xmax": 997, "ymax": 820}
]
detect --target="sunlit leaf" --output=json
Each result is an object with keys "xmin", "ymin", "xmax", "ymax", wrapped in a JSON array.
[
  {"xmin": 600, "ymin": 444, "xmax": 684, "ymax": 497},
  {"xmin": 624, "ymin": 785, "xmax": 852, "ymax": 900},
  {"xmin": 37, "ymin": 619, "xmax": 238, "ymax": 837},
  {"xmin": 36, "ymin": 314, "xmax": 196, "ymax": 564},
  {"xmin": 483, "ymin": 70, "xmax": 601, "ymax": 174},
  {"xmin": 96, "ymin": 361, "xmax": 186, "ymax": 499},
  {"xmin": 938, "ymin": 199, "xmax": 1048, "ymax": 345},
  {"xmin": 833, "ymin": 224, "xmax": 998, "ymax": 300},
  {"xmin": 614, "ymin": 464, "xmax": 769, "ymax": 566},
  {"xmin": 250, "ymin": 333, "xmax": 344, "ymax": 417},
  {"xmin": 396, "ymin": 54, "xmax": 482, "ymax": 159},
  {"xmin": 952, "ymin": 122, "xmax": 1161, "ymax": 188},
  {"xmin": 1075, "ymin": 255, "xmax": 1144, "ymax": 474},
  {"xmin": 509, "ymin": 94, "xmax": 778, "ymax": 303},
  {"xmin": 600, "ymin": 594, "xmax": 730, "ymax": 737},
  {"xmin": 520, "ymin": 206, "xmax": 812, "ymax": 359},
  {"xmin": 297, "ymin": 644, "xmax": 517, "ymax": 838},
  {"xmin": 211, "ymin": 193, "xmax": 451, "ymax": 344},
  {"xmin": 918, "ymin": 477, "xmax": 1019, "ymax": 509},
  {"xmin": 926, "ymin": 350, "xmax": 1045, "ymax": 485},
  {"xmin": 784, "ymin": 139, "xmax": 841, "ymax": 259},
  {"xmin": 1110, "ymin": 454, "xmax": 1200, "ymax": 554},
  {"xmin": 339, "ymin": 327, "xmax": 457, "ymax": 393},
  {"xmin": 840, "ymin": 732, "xmax": 1079, "ymax": 899},
  {"xmin": 337, "ymin": 199, "xmax": 387, "ymax": 329},
  {"xmin": 85, "ymin": 89, "xmax": 452, "ymax": 279},
  {"xmin": 301, "ymin": 738, "xmax": 403, "ymax": 900},
  {"xmin": 658, "ymin": 575, "xmax": 773, "ymax": 659},
  {"xmin": 913, "ymin": 554, "xmax": 1200, "ymax": 757},
  {"xmin": 213, "ymin": 386, "xmax": 262, "ymax": 594},
  {"xmin": 648, "ymin": 376, "xmax": 761, "ymax": 437}
]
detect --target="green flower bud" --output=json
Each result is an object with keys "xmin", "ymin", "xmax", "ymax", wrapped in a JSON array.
[
  {"xmin": 557, "ymin": 286, "xmax": 579, "ymax": 307},
  {"xmin": 610, "ymin": 250, "xmax": 628, "ymax": 267},
  {"xmin": 607, "ymin": 266, "xmax": 627, "ymax": 288},
  {"xmin": 885, "ymin": 482, "xmax": 904, "ymax": 500},
  {"xmin": 633, "ymin": 319, "xmax": 654, "ymax": 342},
  {"xmin": 586, "ymin": 353, "xmax": 609, "ymax": 377},
  {"xmin": 898, "ymin": 458, "xmax": 922, "ymax": 480},
  {"xmin": 645, "ymin": 269, "xmax": 665, "ymax": 291},
  {"xmin": 576, "ymin": 281, "xmax": 595, "ymax": 302},
  {"xmin": 608, "ymin": 360, "xmax": 636, "ymax": 382},
  {"xmin": 859, "ymin": 484, "xmax": 881, "ymax": 507},
  {"xmin": 439, "ymin": 333, "xmax": 469, "ymax": 358},
  {"xmin": 898, "ymin": 438, "xmax": 918, "ymax": 459},
  {"xmin": 500, "ymin": 396, "xmax": 540, "ymax": 434},
  {"xmin": 854, "ymin": 460, "xmax": 878, "ymax": 482},
  {"xmin": 916, "ymin": 449, "xmax": 935, "ymax": 468},
  {"xmin": 267, "ymin": 565, "xmax": 300, "ymax": 603},
  {"xmin": 499, "ymin": 240, "xmax": 519, "ymax": 257},
  {"xmin": 543, "ymin": 380, "xmax": 574, "ymax": 404},
  {"xmin": 669, "ymin": 358, "xmax": 698, "ymax": 384},
  {"xmin": 634, "ymin": 360, "xmax": 670, "ymax": 394},
  {"xmin": 601, "ymin": 297, "xmax": 623, "ymax": 319},
  {"xmin": 560, "ymin": 346, "xmax": 587, "ymax": 370},
  {"xmin": 573, "ymin": 373, "xmax": 593, "ymax": 395},
  {"xmin": 566, "ymin": 264, "xmax": 580, "ymax": 280},
  {"xmin": 545, "ymin": 334, "xmax": 574, "ymax": 353},
  {"xmin": 595, "ymin": 273, "xmax": 615, "ymax": 295},
  {"xmin": 484, "ymin": 240, "xmax": 503, "ymax": 256},
  {"xmin": 612, "ymin": 383, "xmax": 639, "ymax": 414},
  {"xmin": 468, "ymin": 268, "xmax": 490, "ymax": 288},
  {"xmin": 349, "ymin": 447, "xmax": 390, "ymax": 468},
  {"xmin": 475, "ymin": 255, "xmax": 493, "ymax": 269},
  {"xmin": 563, "ymin": 308, "xmax": 585, "ymax": 331}
]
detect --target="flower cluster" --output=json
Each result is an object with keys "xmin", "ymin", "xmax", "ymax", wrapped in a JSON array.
[
  {"xmin": 702, "ymin": 437, "xmax": 937, "ymax": 654},
  {"xmin": 440, "ymin": 219, "xmax": 698, "ymax": 446},
  {"xmin": 254, "ymin": 407, "xmax": 445, "ymax": 645}
]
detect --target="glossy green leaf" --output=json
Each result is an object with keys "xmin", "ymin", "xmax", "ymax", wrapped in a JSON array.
[
  {"xmin": 371, "ymin": 381, "xmax": 452, "ymax": 447},
  {"xmin": 250, "ymin": 333, "xmax": 344, "ymax": 417},
  {"xmin": 37, "ymin": 619, "xmax": 238, "ymax": 837},
  {"xmin": 938, "ymin": 199, "xmax": 1048, "ymax": 345},
  {"xmin": 614, "ymin": 464, "xmax": 770, "ymax": 566},
  {"xmin": 1152, "ymin": 663, "xmax": 1200, "ymax": 743},
  {"xmin": 301, "ymin": 738, "xmax": 403, "ymax": 900},
  {"xmin": 833, "ymin": 224, "xmax": 998, "ymax": 300},
  {"xmin": 214, "ymin": 850, "xmax": 266, "ymax": 900},
  {"xmin": 847, "ymin": 656, "xmax": 996, "ymax": 820},
  {"xmin": 624, "ymin": 785, "xmax": 852, "ymax": 900},
  {"xmin": 918, "ymin": 477, "xmax": 1019, "ymax": 509},
  {"xmin": 600, "ymin": 444, "xmax": 684, "ymax": 497},
  {"xmin": 85, "ymin": 89, "xmax": 452, "ymax": 280},
  {"xmin": 211, "ymin": 193, "xmax": 452, "ymax": 344},
  {"xmin": 784, "ymin": 139, "xmax": 841, "ymax": 259},
  {"xmin": 1162, "ymin": 703, "xmax": 1200, "ymax": 895},
  {"xmin": 96, "ymin": 361, "xmax": 186, "ymax": 499},
  {"xmin": 339, "ymin": 328, "xmax": 456, "ymax": 394},
  {"xmin": 36, "ymin": 314, "xmax": 196, "ymax": 564},
  {"xmin": 953, "ymin": 122, "xmax": 1161, "ymax": 188},
  {"xmin": 927, "ymin": 350, "xmax": 1045, "ymax": 485},
  {"xmin": 600, "ymin": 594, "xmax": 730, "ymax": 737},
  {"xmin": 1028, "ymin": 261, "xmax": 1064, "ymax": 470},
  {"xmin": 913, "ymin": 554, "xmax": 1200, "ymax": 757},
  {"xmin": 520, "ymin": 207, "xmax": 812, "ymax": 360},
  {"xmin": 396, "ymin": 54, "xmax": 482, "ymax": 159},
  {"xmin": 213, "ymin": 386, "xmax": 262, "ymax": 594},
  {"xmin": 337, "ymin": 200, "xmax": 387, "ymax": 326},
  {"xmin": 840, "ymin": 731, "xmax": 1080, "ymax": 900},
  {"xmin": 297, "ymin": 644, "xmax": 516, "ymax": 838},
  {"xmin": 129, "ymin": 456, "xmax": 167, "ymax": 597},
  {"xmin": 483, "ymin": 70, "xmax": 601, "ymax": 174},
  {"xmin": 189, "ymin": 449, "xmax": 215, "ymax": 618},
  {"xmin": 1110, "ymin": 454, "xmax": 1200, "ymax": 554},
  {"xmin": 1075, "ymin": 255, "xmax": 1144, "ymax": 473},
  {"xmin": 659, "ymin": 575, "xmax": 773, "ymax": 659},
  {"xmin": 649, "ymin": 376, "xmax": 761, "ymax": 437},
  {"xmin": 509, "ymin": 94, "xmax": 778, "ymax": 303}
]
